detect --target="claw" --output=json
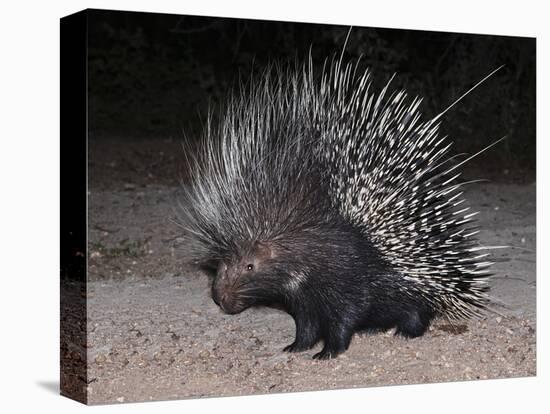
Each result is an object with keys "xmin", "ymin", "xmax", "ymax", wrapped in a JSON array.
[
  {"xmin": 312, "ymin": 349, "xmax": 335, "ymax": 360},
  {"xmin": 283, "ymin": 342, "xmax": 307, "ymax": 353},
  {"xmin": 283, "ymin": 343, "xmax": 297, "ymax": 352}
]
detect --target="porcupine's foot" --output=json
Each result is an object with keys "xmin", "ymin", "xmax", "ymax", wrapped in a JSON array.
[
  {"xmin": 284, "ymin": 315, "xmax": 321, "ymax": 353},
  {"xmin": 394, "ymin": 308, "xmax": 433, "ymax": 338},
  {"xmin": 284, "ymin": 341, "xmax": 315, "ymax": 353},
  {"xmin": 312, "ymin": 325, "xmax": 353, "ymax": 360}
]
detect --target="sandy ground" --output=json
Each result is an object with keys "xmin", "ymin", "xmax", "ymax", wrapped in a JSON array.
[{"xmin": 77, "ymin": 140, "xmax": 536, "ymax": 404}]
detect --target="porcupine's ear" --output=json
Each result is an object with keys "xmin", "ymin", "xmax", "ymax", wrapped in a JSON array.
[{"xmin": 253, "ymin": 241, "xmax": 277, "ymax": 261}]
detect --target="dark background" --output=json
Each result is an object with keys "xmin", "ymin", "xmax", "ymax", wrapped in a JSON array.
[{"xmin": 88, "ymin": 9, "xmax": 536, "ymax": 180}]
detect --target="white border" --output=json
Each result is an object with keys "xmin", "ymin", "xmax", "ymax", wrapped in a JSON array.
[{"xmin": 0, "ymin": 1, "xmax": 546, "ymax": 413}]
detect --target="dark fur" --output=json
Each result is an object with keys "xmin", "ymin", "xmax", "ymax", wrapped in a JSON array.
[{"xmin": 210, "ymin": 215, "xmax": 435, "ymax": 359}]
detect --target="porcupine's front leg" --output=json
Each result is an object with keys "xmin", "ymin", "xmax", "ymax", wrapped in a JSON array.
[
  {"xmin": 313, "ymin": 321, "xmax": 354, "ymax": 360},
  {"xmin": 283, "ymin": 313, "xmax": 321, "ymax": 352}
]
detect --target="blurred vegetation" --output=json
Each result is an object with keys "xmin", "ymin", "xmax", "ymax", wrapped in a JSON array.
[{"xmin": 88, "ymin": 10, "xmax": 535, "ymax": 174}]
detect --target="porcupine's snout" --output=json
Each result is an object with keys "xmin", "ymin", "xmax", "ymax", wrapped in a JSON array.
[{"xmin": 211, "ymin": 262, "xmax": 246, "ymax": 314}]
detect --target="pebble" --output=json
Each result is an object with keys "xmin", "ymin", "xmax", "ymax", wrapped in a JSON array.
[{"xmin": 94, "ymin": 354, "xmax": 107, "ymax": 364}]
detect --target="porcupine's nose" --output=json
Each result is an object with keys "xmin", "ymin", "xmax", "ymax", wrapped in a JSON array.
[
  {"xmin": 219, "ymin": 290, "xmax": 240, "ymax": 314},
  {"xmin": 212, "ymin": 280, "xmax": 232, "ymax": 313},
  {"xmin": 211, "ymin": 290, "xmax": 220, "ymax": 307},
  {"xmin": 211, "ymin": 281, "xmax": 222, "ymax": 305},
  {"xmin": 219, "ymin": 293, "xmax": 230, "ymax": 312},
  {"xmin": 215, "ymin": 287, "xmax": 242, "ymax": 314}
]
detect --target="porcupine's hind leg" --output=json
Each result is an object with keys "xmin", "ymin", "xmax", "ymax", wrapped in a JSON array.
[
  {"xmin": 283, "ymin": 313, "xmax": 321, "ymax": 352},
  {"xmin": 394, "ymin": 306, "xmax": 434, "ymax": 338}
]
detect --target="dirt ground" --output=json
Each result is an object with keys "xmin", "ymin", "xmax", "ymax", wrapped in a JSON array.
[{"xmin": 81, "ymin": 139, "xmax": 536, "ymax": 405}]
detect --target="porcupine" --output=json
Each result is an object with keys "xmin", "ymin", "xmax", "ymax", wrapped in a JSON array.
[{"xmin": 178, "ymin": 56, "xmax": 498, "ymax": 360}]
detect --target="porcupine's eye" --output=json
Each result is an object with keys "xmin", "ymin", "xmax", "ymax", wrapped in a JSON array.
[{"xmin": 246, "ymin": 264, "xmax": 254, "ymax": 271}]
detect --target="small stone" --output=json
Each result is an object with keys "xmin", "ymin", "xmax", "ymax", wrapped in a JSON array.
[
  {"xmin": 136, "ymin": 358, "xmax": 148, "ymax": 367},
  {"xmin": 116, "ymin": 396, "xmax": 125, "ymax": 403},
  {"xmin": 199, "ymin": 350, "xmax": 210, "ymax": 359},
  {"xmin": 94, "ymin": 354, "xmax": 106, "ymax": 364}
]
